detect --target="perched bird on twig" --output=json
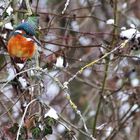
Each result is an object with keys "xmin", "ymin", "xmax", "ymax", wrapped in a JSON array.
[{"xmin": 7, "ymin": 16, "xmax": 39, "ymax": 64}]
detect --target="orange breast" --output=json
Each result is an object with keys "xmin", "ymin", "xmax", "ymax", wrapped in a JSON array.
[{"xmin": 7, "ymin": 34, "xmax": 36, "ymax": 59}]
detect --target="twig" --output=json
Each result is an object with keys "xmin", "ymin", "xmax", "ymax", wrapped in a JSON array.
[
  {"xmin": 0, "ymin": 15, "xmax": 13, "ymax": 27},
  {"xmin": 106, "ymin": 105, "xmax": 140, "ymax": 140},
  {"xmin": 0, "ymin": 84, "xmax": 39, "ymax": 118},
  {"xmin": 41, "ymin": 39, "xmax": 101, "ymax": 48},
  {"xmin": 40, "ymin": 100, "xmax": 96, "ymax": 140},
  {"xmin": 16, "ymin": 98, "xmax": 37, "ymax": 140},
  {"xmin": 53, "ymin": 78, "xmax": 95, "ymax": 140},
  {"xmin": 59, "ymin": 114, "xmax": 95, "ymax": 140},
  {"xmin": 66, "ymin": 40, "xmax": 128, "ymax": 85},
  {"xmin": 93, "ymin": 0, "xmax": 119, "ymax": 137},
  {"xmin": 62, "ymin": 0, "xmax": 71, "ymax": 14},
  {"xmin": 92, "ymin": 58, "xmax": 109, "ymax": 136},
  {"xmin": 25, "ymin": 0, "xmax": 32, "ymax": 15},
  {"xmin": 1, "ymin": 0, "xmax": 13, "ymax": 17},
  {"xmin": 0, "ymin": 67, "xmax": 37, "ymax": 92},
  {"xmin": 58, "ymin": 120, "xmax": 78, "ymax": 140},
  {"xmin": 0, "ymin": 100, "xmax": 15, "ymax": 124}
]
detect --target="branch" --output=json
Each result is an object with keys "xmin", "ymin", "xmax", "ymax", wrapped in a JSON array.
[
  {"xmin": 62, "ymin": 0, "xmax": 71, "ymax": 14},
  {"xmin": 16, "ymin": 98, "xmax": 37, "ymax": 140}
]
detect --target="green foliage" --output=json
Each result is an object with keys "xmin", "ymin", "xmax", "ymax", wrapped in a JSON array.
[
  {"xmin": 20, "ymin": 126, "xmax": 27, "ymax": 135},
  {"xmin": 31, "ymin": 126, "xmax": 41, "ymax": 139},
  {"xmin": 8, "ymin": 124, "xmax": 27, "ymax": 139},
  {"xmin": 43, "ymin": 125, "xmax": 53, "ymax": 135},
  {"xmin": 42, "ymin": 116, "xmax": 56, "ymax": 136},
  {"xmin": 44, "ymin": 116, "xmax": 56, "ymax": 126},
  {"xmin": 9, "ymin": 123, "xmax": 19, "ymax": 134},
  {"xmin": 29, "ymin": 116, "xmax": 57, "ymax": 138},
  {"xmin": 3, "ymin": 11, "xmax": 9, "ymax": 18}
]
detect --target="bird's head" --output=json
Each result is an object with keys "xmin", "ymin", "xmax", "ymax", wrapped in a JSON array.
[
  {"xmin": 15, "ymin": 16, "xmax": 39, "ymax": 36},
  {"xmin": 15, "ymin": 22, "xmax": 35, "ymax": 36}
]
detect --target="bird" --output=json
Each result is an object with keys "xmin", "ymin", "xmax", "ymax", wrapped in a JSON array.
[{"xmin": 7, "ymin": 16, "xmax": 39, "ymax": 62}]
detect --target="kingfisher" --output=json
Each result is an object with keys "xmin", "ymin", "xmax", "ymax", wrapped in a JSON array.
[{"xmin": 7, "ymin": 16, "xmax": 39, "ymax": 62}]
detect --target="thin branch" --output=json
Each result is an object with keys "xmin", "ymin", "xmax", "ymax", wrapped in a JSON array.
[
  {"xmin": 92, "ymin": 57, "xmax": 110, "ymax": 136},
  {"xmin": 59, "ymin": 114, "xmax": 95, "ymax": 140},
  {"xmin": 0, "ymin": 68, "xmax": 37, "ymax": 92},
  {"xmin": 25, "ymin": 0, "xmax": 32, "ymax": 15},
  {"xmin": 0, "ymin": 100, "xmax": 15, "ymax": 124},
  {"xmin": 65, "ymin": 40, "xmax": 128, "ymax": 85},
  {"xmin": 106, "ymin": 105, "xmax": 140, "ymax": 140},
  {"xmin": 40, "ymin": 39, "xmax": 102, "ymax": 48},
  {"xmin": 62, "ymin": 0, "xmax": 71, "ymax": 14},
  {"xmin": 16, "ymin": 98, "xmax": 37, "ymax": 140}
]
